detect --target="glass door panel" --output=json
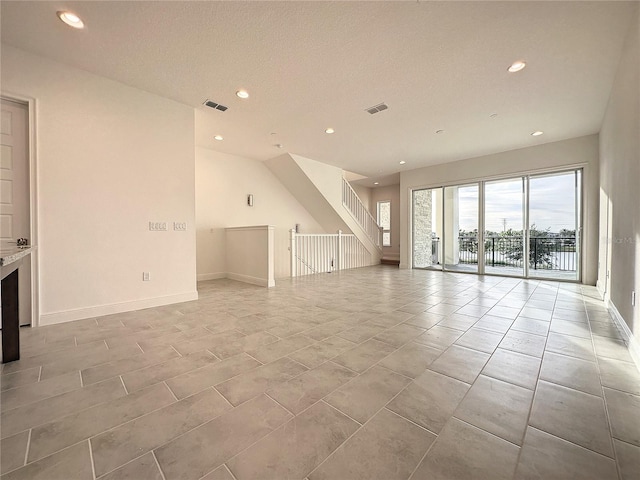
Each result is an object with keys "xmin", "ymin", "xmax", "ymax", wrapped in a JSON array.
[
  {"xmin": 484, "ymin": 178, "xmax": 525, "ymax": 276},
  {"xmin": 444, "ymin": 184, "xmax": 479, "ymax": 273},
  {"xmin": 412, "ymin": 188, "xmax": 443, "ymax": 269},
  {"xmin": 528, "ymin": 171, "xmax": 580, "ymax": 280}
]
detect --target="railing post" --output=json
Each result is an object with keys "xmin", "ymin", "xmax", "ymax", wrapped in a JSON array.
[
  {"xmin": 337, "ymin": 230, "xmax": 342, "ymax": 271},
  {"xmin": 492, "ymin": 237, "xmax": 495, "ymax": 266},
  {"xmin": 290, "ymin": 228, "xmax": 296, "ymax": 278}
]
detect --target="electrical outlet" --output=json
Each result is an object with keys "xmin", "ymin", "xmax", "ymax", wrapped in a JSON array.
[
  {"xmin": 142, "ymin": 272, "xmax": 150, "ymax": 281},
  {"xmin": 149, "ymin": 222, "xmax": 167, "ymax": 231},
  {"xmin": 173, "ymin": 222, "xmax": 187, "ymax": 231}
]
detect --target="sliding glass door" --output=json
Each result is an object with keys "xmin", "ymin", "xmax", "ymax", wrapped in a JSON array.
[
  {"xmin": 484, "ymin": 178, "xmax": 525, "ymax": 277},
  {"xmin": 528, "ymin": 171, "xmax": 581, "ymax": 280},
  {"xmin": 412, "ymin": 169, "xmax": 582, "ymax": 281},
  {"xmin": 444, "ymin": 184, "xmax": 479, "ymax": 273}
]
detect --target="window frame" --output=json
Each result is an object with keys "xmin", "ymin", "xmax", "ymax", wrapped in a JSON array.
[{"xmin": 377, "ymin": 200, "xmax": 392, "ymax": 247}]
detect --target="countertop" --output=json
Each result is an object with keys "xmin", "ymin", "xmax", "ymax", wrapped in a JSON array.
[{"xmin": 0, "ymin": 246, "xmax": 36, "ymax": 267}]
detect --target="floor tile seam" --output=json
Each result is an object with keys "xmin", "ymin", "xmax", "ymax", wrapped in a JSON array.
[
  {"xmin": 498, "ymin": 343, "xmax": 545, "ymax": 360},
  {"xmin": 4, "ymin": 438, "xmax": 93, "ymax": 477},
  {"xmin": 543, "ymin": 346, "xmax": 598, "ymax": 363},
  {"xmin": 81, "ymin": 350, "xmax": 190, "ymax": 387},
  {"xmin": 479, "ymin": 369, "xmax": 536, "ymax": 392},
  {"xmin": 511, "ymin": 325, "xmax": 551, "ymax": 469},
  {"xmin": 0, "ymin": 429, "xmax": 34, "ymax": 476},
  {"xmin": 383, "ymin": 406, "xmax": 439, "ymax": 437},
  {"xmin": 328, "ymin": 340, "xmax": 402, "ymax": 377},
  {"xmin": 122, "ymin": 352, "xmax": 223, "ymax": 392},
  {"xmin": 25, "ymin": 383, "xmax": 184, "ymax": 465},
  {"xmin": 88, "ymin": 438, "xmax": 97, "ymax": 480},
  {"xmin": 376, "ymin": 363, "xmax": 422, "ymax": 382},
  {"xmin": 39, "ymin": 348, "xmax": 150, "ymax": 381},
  {"xmin": 595, "ymin": 351, "xmax": 636, "ymax": 365},
  {"xmin": 524, "ymin": 421, "xmax": 617, "ymax": 461},
  {"xmin": 536, "ymin": 374, "xmax": 604, "ymax": 398},
  {"xmin": 263, "ymin": 391, "xmax": 297, "ymax": 418},
  {"xmin": 0, "ymin": 380, "xmax": 132, "ymax": 441},
  {"xmin": 0, "ymin": 376, "xmax": 85, "ymax": 413},
  {"xmin": 306, "ymin": 382, "xmax": 413, "ymax": 480}
]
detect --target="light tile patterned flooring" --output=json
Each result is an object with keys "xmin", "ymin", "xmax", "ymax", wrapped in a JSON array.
[{"xmin": 1, "ymin": 266, "xmax": 640, "ymax": 480}]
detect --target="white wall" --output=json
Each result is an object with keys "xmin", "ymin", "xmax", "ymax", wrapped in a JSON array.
[
  {"xmin": 226, "ymin": 226, "xmax": 275, "ymax": 288},
  {"xmin": 400, "ymin": 135, "xmax": 600, "ymax": 285},
  {"xmin": 351, "ymin": 184, "xmax": 372, "ymax": 213},
  {"xmin": 371, "ymin": 185, "xmax": 401, "ymax": 261},
  {"xmin": 195, "ymin": 147, "xmax": 323, "ymax": 280},
  {"xmin": 1, "ymin": 45, "xmax": 197, "ymax": 324},
  {"xmin": 599, "ymin": 4, "xmax": 639, "ymax": 345}
]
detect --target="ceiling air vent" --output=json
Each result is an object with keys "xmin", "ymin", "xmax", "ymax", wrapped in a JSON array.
[
  {"xmin": 203, "ymin": 100, "xmax": 228, "ymax": 112},
  {"xmin": 365, "ymin": 102, "xmax": 388, "ymax": 115}
]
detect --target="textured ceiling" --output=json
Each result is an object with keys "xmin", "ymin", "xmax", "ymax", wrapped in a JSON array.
[{"xmin": 1, "ymin": 1, "xmax": 635, "ymax": 179}]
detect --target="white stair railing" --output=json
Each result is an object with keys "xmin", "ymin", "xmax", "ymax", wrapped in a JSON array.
[
  {"xmin": 290, "ymin": 229, "xmax": 372, "ymax": 277},
  {"xmin": 342, "ymin": 178, "xmax": 383, "ymax": 249}
]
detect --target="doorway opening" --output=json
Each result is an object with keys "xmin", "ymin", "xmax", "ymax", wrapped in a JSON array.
[{"xmin": 1, "ymin": 96, "xmax": 37, "ymax": 326}]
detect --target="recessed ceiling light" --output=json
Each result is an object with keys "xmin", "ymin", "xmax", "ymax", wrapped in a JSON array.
[
  {"xmin": 275, "ymin": 144, "xmax": 283, "ymax": 149},
  {"xmin": 435, "ymin": 130, "xmax": 444, "ymax": 134},
  {"xmin": 57, "ymin": 11, "xmax": 84, "ymax": 29},
  {"xmin": 214, "ymin": 135, "xmax": 223, "ymax": 141},
  {"xmin": 531, "ymin": 131, "xmax": 544, "ymax": 136},
  {"xmin": 373, "ymin": 182, "xmax": 380, "ymax": 185},
  {"xmin": 399, "ymin": 161, "xmax": 406, "ymax": 165},
  {"xmin": 236, "ymin": 90, "xmax": 249, "ymax": 99},
  {"xmin": 508, "ymin": 61, "xmax": 526, "ymax": 73},
  {"xmin": 325, "ymin": 128, "xmax": 335, "ymax": 134}
]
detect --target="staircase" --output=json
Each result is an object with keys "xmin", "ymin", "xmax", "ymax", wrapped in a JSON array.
[{"xmin": 265, "ymin": 153, "xmax": 382, "ymax": 266}]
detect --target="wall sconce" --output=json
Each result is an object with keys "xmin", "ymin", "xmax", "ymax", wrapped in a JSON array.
[{"xmin": 247, "ymin": 194, "xmax": 254, "ymax": 206}]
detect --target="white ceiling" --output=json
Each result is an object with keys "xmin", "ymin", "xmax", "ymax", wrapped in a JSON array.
[{"xmin": 1, "ymin": 1, "xmax": 635, "ymax": 179}]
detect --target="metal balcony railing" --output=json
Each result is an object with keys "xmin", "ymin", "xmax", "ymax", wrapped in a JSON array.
[{"xmin": 431, "ymin": 235, "xmax": 577, "ymax": 272}]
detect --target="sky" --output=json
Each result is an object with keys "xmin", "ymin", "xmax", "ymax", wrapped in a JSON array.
[{"xmin": 433, "ymin": 172, "xmax": 578, "ymax": 233}]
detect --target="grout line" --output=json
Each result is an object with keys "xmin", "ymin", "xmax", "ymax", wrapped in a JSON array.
[
  {"xmin": 264, "ymin": 391, "xmax": 295, "ymax": 417},
  {"xmin": 88, "ymin": 439, "xmax": 97, "ymax": 480},
  {"xmin": 222, "ymin": 464, "xmax": 239, "ymax": 480},
  {"xmin": 37, "ymin": 365, "xmax": 42, "ymax": 382},
  {"xmin": 79, "ymin": 370, "xmax": 84, "ymax": 388},
  {"xmin": 23, "ymin": 429, "xmax": 32, "ymax": 466},
  {"xmin": 320, "ymin": 399, "xmax": 362, "ymax": 426},
  {"xmin": 169, "ymin": 344, "xmax": 182, "ymax": 357},
  {"xmin": 205, "ymin": 349, "xmax": 221, "ymax": 362},
  {"xmin": 164, "ymin": 381, "xmax": 179, "ymax": 402},
  {"xmin": 152, "ymin": 450, "xmax": 168, "ymax": 480},
  {"xmin": 213, "ymin": 386, "xmax": 235, "ymax": 408},
  {"xmin": 242, "ymin": 352, "xmax": 264, "ymax": 365},
  {"xmin": 136, "ymin": 341, "xmax": 145, "ymax": 354},
  {"xmin": 383, "ymin": 406, "xmax": 438, "ymax": 436},
  {"xmin": 119, "ymin": 376, "xmax": 129, "ymax": 395}
]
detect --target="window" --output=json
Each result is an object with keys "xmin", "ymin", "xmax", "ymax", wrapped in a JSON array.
[
  {"xmin": 377, "ymin": 200, "xmax": 391, "ymax": 247},
  {"xmin": 411, "ymin": 168, "xmax": 582, "ymax": 281}
]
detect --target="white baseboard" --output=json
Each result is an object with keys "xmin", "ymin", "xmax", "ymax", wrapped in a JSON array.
[
  {"xmin": 227, "ymin": 272, "xmax": 275, "ymax": 288},
  {"xmin": 39, "ymin": 291, "xmax": 199, "ymax": 326},
  {"xmin": 197, "ymin": 272, "xmax": 226, "ymax": 282},
  {"xmin": 608, "ymin": 300, "xmax": 640, "ymax": 372}
]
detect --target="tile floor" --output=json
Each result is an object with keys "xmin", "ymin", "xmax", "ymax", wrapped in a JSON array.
[{"xmin": 1, "ymin": 265, "xmax": 640, "ymax": 480}]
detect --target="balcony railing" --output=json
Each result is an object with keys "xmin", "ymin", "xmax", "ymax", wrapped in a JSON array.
[{"xmin": 431, "ymin": 235, "xmax": 577, "ymax": 272}]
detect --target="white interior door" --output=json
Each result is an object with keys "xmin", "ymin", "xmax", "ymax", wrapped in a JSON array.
[{"xmin": 1, "ymin": 98, "xmax": 31, "ymax": 326}]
